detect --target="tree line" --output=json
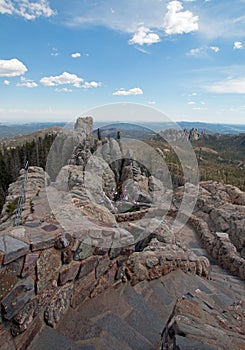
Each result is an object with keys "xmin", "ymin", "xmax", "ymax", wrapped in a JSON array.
[{"xmin": 0, "ymin": 134, "xmax": 55, "ymax": 213}]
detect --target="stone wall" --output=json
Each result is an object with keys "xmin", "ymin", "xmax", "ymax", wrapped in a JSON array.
[
  {"xmin": 115, "ymin": 207, "xmax": 168, "ymax": 223},
  {"xmin": 0, "ymin": 220, "xmax": 213, "ymax": 350},
  {"xmin": 189, "ymin": 215, "xmax": 245, "ymax": 280},
  {"xmin": 0, "ymin": 227, "xmax": 135, "ymax": 350},
  {"xmin": 115, "ymin": 208, "xmax": 149, "ymax": 222},
  {"xmin": 173, "ymin": 181, "xmax": 245, "ymax": 280}
]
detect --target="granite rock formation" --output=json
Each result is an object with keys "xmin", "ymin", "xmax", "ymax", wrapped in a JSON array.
[
  {"xmin": 161, "ymin": 289, "xmax": 245, "ymax": 349},
  {"xmin": 0, "ymin": 117, "xmax": 244, "ymax": 350},
  {"xmin": 74, "ymin": 116, "xmax": 93, "ymax": 136}
]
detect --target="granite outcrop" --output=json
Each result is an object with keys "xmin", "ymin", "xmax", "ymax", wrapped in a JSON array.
[{"xmin": 0, "ymin": 117, "xmax": 244, "ymax": 350}]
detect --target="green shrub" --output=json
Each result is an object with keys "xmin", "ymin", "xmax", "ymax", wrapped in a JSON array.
[{"xmin": 6, "ymin": 198, "xmax": 19, "ymax": 216}]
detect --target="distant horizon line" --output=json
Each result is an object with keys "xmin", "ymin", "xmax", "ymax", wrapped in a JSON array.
[{"xmin": 1, "ymin": 120, "xmax": 245, "ymax": 126}]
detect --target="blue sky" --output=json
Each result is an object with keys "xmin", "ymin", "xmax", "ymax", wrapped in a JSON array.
[{"xmin": 0, "ymin": 0, "xmax": 245, "ymax": 124}]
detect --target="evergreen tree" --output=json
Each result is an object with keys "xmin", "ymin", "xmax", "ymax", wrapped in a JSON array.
[
  {"xmin": 0, "ymin": 133, "xmax": 56, "ymax": 213},
  {"xmin": 97, "ymin": 128, "xmax": 102, "ymax": 140}
]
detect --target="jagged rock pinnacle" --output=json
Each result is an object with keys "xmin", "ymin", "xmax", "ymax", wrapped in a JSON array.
[{"xmin": 74, "ymin": 116, "xmax": 93, "ymax": 136}]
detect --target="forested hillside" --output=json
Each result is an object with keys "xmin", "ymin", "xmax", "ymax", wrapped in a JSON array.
[
  {"xmin": 0, "ymin": 134, "xmax": 55, "ymax": 212},
  {"xmin": 192, "ymin": 134, "xmax": 245, "ymax": 190},
  {"xmin": 147, "ymin": 133, "xmax": 245, "ymax": 191}
]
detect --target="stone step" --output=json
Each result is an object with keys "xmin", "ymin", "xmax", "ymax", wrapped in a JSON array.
[
  {"xmin": 54, "ymin": 283, "xmax": 160, "ymax": 349},
  {"xmin": 133, "ymin": 280, "xmax": 174, "ymax": 322},
  {"xmin": 28, "ymin": 270, "xmax": 244, "ymax": 350},
  {"xmin": 121, "ymin": 285, "xmax": 164, "ymax": 332},
  {"xmin": 75, "ymin": 284, "xmax": 133, "ymax": 321},
  {"xmin": 83, "ymin": 331, "xmax": 132, "ymax": 350},
  {"xmin": 56, "ymin": 309, "xmax": 103, "ymax": 344},
  {"xmin": 124, "ymin": 308, "xmax": 162, "ymax": 347},
  {"xmin": 28, "ymin": 326, "xmax": 82, "ymax": 350},
  {"xmin": 95, "ymin": 311, "xmax": 155, "ymax": 350}
]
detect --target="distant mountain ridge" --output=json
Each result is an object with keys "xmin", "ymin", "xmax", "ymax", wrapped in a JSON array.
[
  {"xmin": 0, "ymin": 122, "xmax": 66, "ymax": 139},
  {"xmin": 177, "ymin": 121, "xmax": 245, "ymax": 134},
  {"xmin": 94, "ymin": 121, "xmax": 245, "ymax": 135},
  {"xmin": 0, "ymin": 121, "xmax": 245, "ymax": 140}
]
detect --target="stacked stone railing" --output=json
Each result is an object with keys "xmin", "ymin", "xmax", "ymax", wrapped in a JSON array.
[
  {"xmin": 189, "ymin": 215, "xmax": 245, "ymax": 280},
  {"xmin": 115, "ymin": 207, "xmax": 168, "ymax": 223},
  {"xmin": 115, "ymin": 208, "xmax": 149, "ymax": 222}
]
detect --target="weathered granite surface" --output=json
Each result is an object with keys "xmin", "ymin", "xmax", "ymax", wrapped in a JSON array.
[
  {"xmin": 74, "ymin": 116, "xmax": 93, "ymax": 136},
  {"xmin": 161, "ymin": 289, "xmax": 245, "ymax": 350}
]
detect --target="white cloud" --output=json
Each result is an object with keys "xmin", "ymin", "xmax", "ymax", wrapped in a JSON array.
[
  {"xmin": 65, "ymin": 1, "xmax": 163, "ymax": 33},
  {"xmin": 71, "ymin": 52, "xmax": 81, "ymax": 58},
  {"xmin": 40, "ymin": 72, "xmax": 84, "ymax": 87},
  {"xmin": 51, "ymin": 47, "xmax": 59, "ymax": 56},
  {"xmin": 187, "ymin": 45, "xmax": 220, "ymax": 56},
  {"xmin": 60, "ymin": 0, "xmax": 245, "ymax": 44},
  {"xmin": 210, "ymin": 46, "xmax": 220, "ymax": 52},
  {"xmin": 16, "ymin": 77, "xmax": 38, "ymax": 88},
  {"xmin": 163, "ymin": 0, "xmax": 198, "ymax": 35},
  {"xmin": 206, "ymin": 77, "xmax": 245, "ymax": 94},
  {"xmin": 65, "ymin": 0, "xmax": 199, "ymax": 37},
  {"xmin": 55, "ymin": 87, "xmax": 72, "ymax": 93},
  {"xmin": 0, "ymin": 58, "xmax": 27, "ymax": 77},
  {"xmin": 148, "ymin": 101, "xmax": 156, "ymax": 105},
  {"xmin": 82, "ymin": 81, "xmax": 102, "ymax": 89},
  {"xmin": 188, "ymin": 47, "xmax": 203, "ymax": 56},
  {"xmin": 129, "ymin": 26, "xmax": 160, "ymax": 46},
  {"xmin": 0, "ymin": 0, "xmax": 15, "ymax": 15},
  {"xmin": 112, "ymin": 88, "xmax": 143, "ymax": 96},
  {"xmin": 3, "ymin": 80, "xmax": 10, "ymax": 85},
  {"xmin": 0, "ymin": 0, "xmax": 55, "ymax": 20},
  {"xmin": 40, "ymin": 72, "xmax": 102, "ymax": 89},
  {"xmin": 233, "ymin": 41, "xmax": 243, "ymax": 49},
  {"xmin": 188, "ymin": 101, "xmax": 195, "ymax": 105}
]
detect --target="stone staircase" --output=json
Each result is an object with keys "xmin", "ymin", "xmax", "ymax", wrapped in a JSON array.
[
  {"xmin": 29, "ymin": 224, "xmax": 245, "ymax": 350},
  {"xmin": 29, "ymin": 269, "xmax": 244, "ymax": 350}
]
